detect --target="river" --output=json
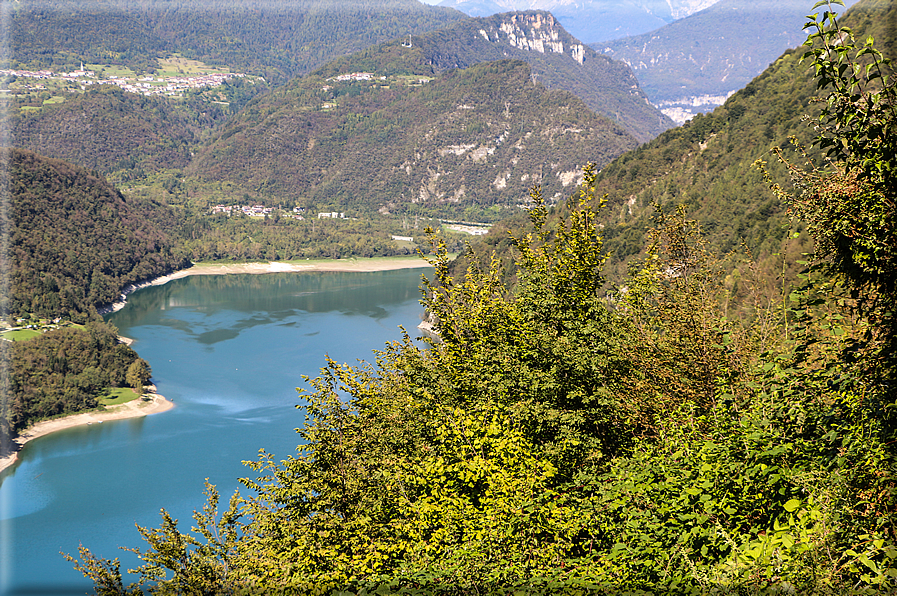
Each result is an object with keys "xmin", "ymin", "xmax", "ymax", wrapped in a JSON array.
[{"xmin": 0, "ymin": 268, "xmax": 431, "ymax": 595}]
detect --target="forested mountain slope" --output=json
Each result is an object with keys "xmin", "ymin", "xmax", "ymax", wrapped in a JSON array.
[
  {"xmin": 597, "ymin": 0, "xmax": 857, "ymax": 121},
  {"xmin": 4, "ymin": 149, "xmax": 188, "ymax": 321},
  {"xmin": 335, "ymin": 11, "xmax": 673, "ymax": 141},
  {"xmin": 9, "ymin": 87, "xmax": 229, "ymax": 179},
  {"xmin": 9, "ymin": 0, "xmax": 466, "ymax": 84},
  {"xmin": 0, "ymin": 321, "xmax": 149, "ymax": 441},
  {"xmin": 188, "ymin": 59, "xmax": 638, "ymax": 221}
]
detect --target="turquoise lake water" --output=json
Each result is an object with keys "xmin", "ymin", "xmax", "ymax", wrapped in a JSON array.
[{"xmin": 0, "ymin": 268, "xmax": 431, "ymax": 595}]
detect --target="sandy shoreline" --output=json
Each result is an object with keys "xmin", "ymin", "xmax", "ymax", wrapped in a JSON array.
[
  {"xmin": 99, "ymin": 256, "xmax": 433, "ymax": 314},
  {"xmin": 0, "ymin": 391, "xmax": 174, "ymax": 475}
]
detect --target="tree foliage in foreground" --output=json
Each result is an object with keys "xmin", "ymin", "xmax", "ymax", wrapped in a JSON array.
[
  {"xmin": 759, "ymin": 0, "xmax": 897, "ymax": 370},
  {"xmin": 69, "ymin": 4, "xmax": 896, "ymax": 593}
]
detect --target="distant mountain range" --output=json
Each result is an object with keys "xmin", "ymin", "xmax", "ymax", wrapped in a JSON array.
[
  {"xmin": 430, "ymin": 0, "xmax": 720, "ymax": 42},
  {"xmin": 596, "ymin": 0, "xmax": 859, "ymax": 122}
]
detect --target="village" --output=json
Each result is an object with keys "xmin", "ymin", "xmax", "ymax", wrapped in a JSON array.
[
  {"xmin": 209, "ymin": 203, "xmax": 303, "ymax": 218},
  {"xmin": 1, "ymin": 64, "xmax": 249, "ymax": 99}
]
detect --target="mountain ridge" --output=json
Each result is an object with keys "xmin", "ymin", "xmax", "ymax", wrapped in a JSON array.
[
  {"xmin": 433, "ymin": 0, "xmax": 721, "ymax": 42},
  {"xmin": 317, "ymin": 10, "xmax": 673, "ymax": 141},
  {"xmin": 3, "ymin": 148, "xmax": 188, "ymax": 321}
]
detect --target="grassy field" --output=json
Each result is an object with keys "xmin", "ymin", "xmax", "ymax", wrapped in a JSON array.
[
  {"xmin": 156, "ymin": 54, "xmax": 229, "ymax": 77},
  {"xmin": 98, "ymin": 388, "xmax": 141, "ymax": 406},
  {"xmin": 394, "ymin": 74, "xmax": 434, "ymax": 86},
  {"xmin": 1, "ymin": 329, "xmax": 42, "ymax": 341}
]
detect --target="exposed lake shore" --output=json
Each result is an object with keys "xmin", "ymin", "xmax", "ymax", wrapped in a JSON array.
[
  {"xmin": 99, "ymin": 256, "xmax": 434, "ymax": 314},
  {"xmin": 0, "ymin": 390, "xmax": 174, "ymax": 475}
]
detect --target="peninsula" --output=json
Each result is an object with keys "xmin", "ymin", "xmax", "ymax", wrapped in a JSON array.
[{"xmin": 0, "ymin": 390, "xmax": 174, "ymax": 475}]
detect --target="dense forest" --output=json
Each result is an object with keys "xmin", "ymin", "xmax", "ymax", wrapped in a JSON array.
[
  {"xmin": 9, "ymin": 87, "xmax": 229, "ymax": 179},
  {"xmin": 67, "ymin": 0, "xmax": 897, "ymax": 592},
  {"xmin": 0, "ymin": 321, "xmax": 150, "ymax": 444},
  {"xmin": 6, "ymin": 149, "xmax": 188, "ymax": 322},
  {"xmin": 174, "ymin": 212, "xmax": 434, "ymax": 261}
]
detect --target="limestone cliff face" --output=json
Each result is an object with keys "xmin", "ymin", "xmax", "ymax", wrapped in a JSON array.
[{"xmin": 477, "ymin": 12, "xmax": 586, "ymax": 64}]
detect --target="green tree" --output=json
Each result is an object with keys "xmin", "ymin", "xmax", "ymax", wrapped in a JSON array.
[
  {"xmin": 759, "ymin": 0, "xmax": 896, "ymax": 360},
  {"xmin": 126, "ymin": 359, "xmax": 151, "ymax": 390}
]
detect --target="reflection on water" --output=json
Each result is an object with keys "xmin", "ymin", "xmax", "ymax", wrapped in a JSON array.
[
  {"xmin": 113, "ymin": 270, "xmax": 424, "ymax": 326},
  {"xmin": 0, "ymin": 268, "xmax": 431, "ymax": 595}
]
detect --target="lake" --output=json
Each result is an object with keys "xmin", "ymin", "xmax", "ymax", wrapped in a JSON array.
[{"xmin": 0, "ymin": 267, "xmax": 431, "ymax": 595}]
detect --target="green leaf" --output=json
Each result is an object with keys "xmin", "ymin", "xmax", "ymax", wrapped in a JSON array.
[{"xmin": 784, "ymin": 498, "xmax": 801, "ymax": 513}]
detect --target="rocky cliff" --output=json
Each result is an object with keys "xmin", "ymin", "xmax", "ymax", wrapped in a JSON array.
[{"xmin": 436, "ymin": 0, "xmax": 722, "ymax": 42}]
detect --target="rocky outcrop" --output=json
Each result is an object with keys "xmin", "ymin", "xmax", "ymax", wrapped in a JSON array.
[{"xmin": 479, "ymin": 12, "xmax": 586, "ymax": 64}]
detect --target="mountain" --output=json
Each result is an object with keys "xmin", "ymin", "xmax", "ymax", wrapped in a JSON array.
[
  {"xmin": 321, "ymin": 11, "xmax": 673, "ymax": 142},
  {"xmin": 591, "ymin": 0, "xmax": 894, "ymax": 267},
  {"xmin": 597, "ymin": 0, "xmax": 859, "ymax": 123},
  {"xmin": 9, "ymin": 0, "xmax": 467, "ymax": 84},
  {"xmin": 3, "ymin": 149, "xmax": 188, "ymax": 321},
  {"xmin": 433, "ymin": 0, "xmax": 720, "ymax": 42},
  {"xmin": 187, "ymin": 59, "xmax": 639, "ymax": 221}
]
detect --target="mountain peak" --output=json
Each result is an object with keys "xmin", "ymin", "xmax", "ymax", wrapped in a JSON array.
[{"xmin": 478, "ymin": 11, "xmax": 586, "ymax": 63}]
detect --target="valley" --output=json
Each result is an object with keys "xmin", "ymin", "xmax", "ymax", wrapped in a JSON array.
[{"xmin": 1, "ymin": 0, "xmax": 896, "ymax": 592}]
